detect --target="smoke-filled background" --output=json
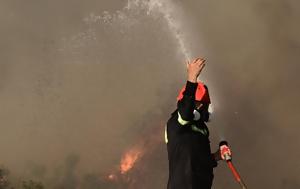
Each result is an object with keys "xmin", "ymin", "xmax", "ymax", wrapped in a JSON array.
[{"xmin": 0, "ymin": 0, "xmax": 299, "ymax": 188}]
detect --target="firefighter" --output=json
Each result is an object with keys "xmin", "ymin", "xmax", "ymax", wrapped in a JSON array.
[{"xmin": 165, "ymin": 57, "xmax": 227, "ymax": 189}]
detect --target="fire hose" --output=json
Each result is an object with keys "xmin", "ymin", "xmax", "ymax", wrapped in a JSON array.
[{"xmin": 219, "ymin": 141, "xmax": 247, "ymax": 189}]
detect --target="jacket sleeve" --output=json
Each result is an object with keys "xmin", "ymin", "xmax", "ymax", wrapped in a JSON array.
[
  {"xmin": 211, "ymin": 154, "xmax": 218, "ymax": 168},
  {"xmin": 200, "ymin": 103, "xmax": 210, "ymax": 123},
  {"xmin": 177, "ymin": 81, "xmax": 198, "ymax": 125}
]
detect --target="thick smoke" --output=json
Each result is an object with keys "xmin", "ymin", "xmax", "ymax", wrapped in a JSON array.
[
  {"xmin": 0, "ymin": 0, "xmax": 299, "ymax": 188},
  {"xmin": 181, "ymin": 1, "xmax": 300, "ymax": 188}
]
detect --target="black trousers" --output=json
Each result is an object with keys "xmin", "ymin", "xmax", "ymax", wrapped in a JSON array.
[{"xmin": 167, "ymin": 174, "xmax": 213, "ymax": 189}]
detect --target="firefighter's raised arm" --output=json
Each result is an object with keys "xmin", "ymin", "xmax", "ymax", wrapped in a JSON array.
[
  {"xmin": 177, "ymin": 58, "xmax": 206, "ymax": 124},
  {"xmin": 187, "ymin": 58, "xmax": 206, "ymax": 83}
]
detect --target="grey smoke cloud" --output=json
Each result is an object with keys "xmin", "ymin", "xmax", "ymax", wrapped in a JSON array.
[{"xmin": 0, "ymin": 0, "xmax": 299, "ymax": 188}]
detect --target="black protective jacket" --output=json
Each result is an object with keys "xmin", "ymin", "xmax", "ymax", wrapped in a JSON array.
[{"xmin": 166, "ymin": 81, "xmax": 217, "ymax": 189}]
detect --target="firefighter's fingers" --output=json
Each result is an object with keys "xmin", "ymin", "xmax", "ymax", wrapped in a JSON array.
[
  {"xmin": 196, "ymin": 57, "xmax": 205, "ymax": 61},
  {"xmin": 221, "ymin": 154, "xmax": 225, "ymax": 160},
  {"xmin": 199, "ymin": 61, "xmax": 206, "ymax": 71},
  {"xmin": 186, "ymin": 60, "xmax": 190, "ymax": 68},
  {"xmin": 197, "ymin": 58, "xmax": 206, "ymax": 63},
  {"xmin": 192, "ymin": 57, "xmax": 201, "ymax": 64},
  {"xmin": 195, "ymin": 58, "xmax": 206, "ymax": 67}
]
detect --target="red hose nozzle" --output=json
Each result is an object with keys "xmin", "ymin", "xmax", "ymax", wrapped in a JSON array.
[
  {"xmin": 219, "ymin": 141, "xmax": 247, "ymax": 189},
  {"xmin": 219, "ymin": 141, "xmax": 232, "ymax": 161}
]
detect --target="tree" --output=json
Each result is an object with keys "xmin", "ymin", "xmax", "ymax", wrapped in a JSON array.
[
  {"xmin": 21, "ymin": 180, "xmax": 44, "ymax": 189},
  {"xmin": 0, "ymin": 167, "xmax": 10, "ymax": 189}
]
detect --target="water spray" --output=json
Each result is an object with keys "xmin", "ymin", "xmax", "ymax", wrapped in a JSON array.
[
  {"xmin": 219, "ymin": 141, "xmax": 247, "ymax": 189},
  {"xmin": 135, "ymin": 0, "xmax": 192, "ymax": 60}
]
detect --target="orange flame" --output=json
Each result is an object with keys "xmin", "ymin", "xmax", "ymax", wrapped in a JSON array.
[{"xmin": 120, "ymin": 147, "xmax": 144, "ymax": 174}]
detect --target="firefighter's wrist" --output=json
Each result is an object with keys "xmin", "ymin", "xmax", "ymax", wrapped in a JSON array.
[{"xmin": 187, "ymin": 75, "xmax": 197, "ymax": 83}]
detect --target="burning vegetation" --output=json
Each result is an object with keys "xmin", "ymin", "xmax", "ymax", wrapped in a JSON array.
[
  {"xmin": 120, "ymin": 147, "xmax": 144, "ymax": 174},
  {"xmin": 103, "ymin": 122, "xmax": 165, "ymax": 189}
]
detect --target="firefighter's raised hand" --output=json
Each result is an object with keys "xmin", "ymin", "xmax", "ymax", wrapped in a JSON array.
[{"xmin": 186, "ymin": 57, "xmax": 206, "ymax": 83}]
